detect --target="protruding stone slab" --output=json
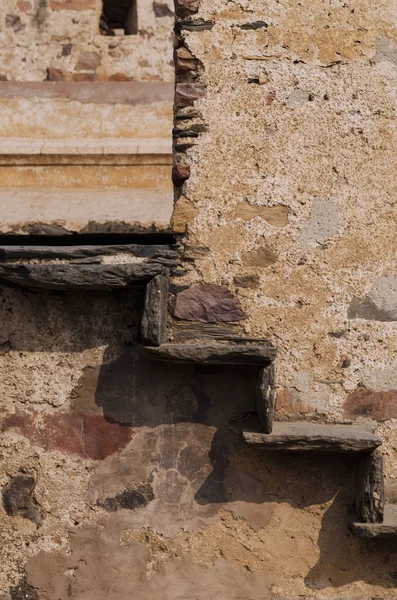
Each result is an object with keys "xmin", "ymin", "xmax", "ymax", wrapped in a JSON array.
[
  {"xmin": 0, "ymin": 263, "xmax": 164, "ymax": 291},
  {"xmin": 356, "ymin": 451, "xmax": 385, "ymax": 523},
  {"xmin": 0, "ymin": 245, "xmax": 178, "ymax": 264},
  {"xmin": 243, "ymin": 422, "xmax": 382, "ymax": 453},
  {"xmin": 256, "ymin": 364, "xmax": 275, "ymax": 434},
  {"xmin": 351, "ymin": 504, "xmax": 397, "ymax": 540},
  {"xmin": 141, "ymin": 274, "xmax": 169, "ymax": 346},
  {"xmin": 140, "ymin": 343, "xmax": 276, "ymax": 364}
]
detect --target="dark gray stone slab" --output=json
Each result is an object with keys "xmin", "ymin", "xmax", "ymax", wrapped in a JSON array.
[
  {"xmin": 0, "ymin": 263, "xmax": 163, "ymax": 291},
  {"xmin": 351, "ymin": 504, "xmax": 397, "ymax": 539},
  {"xmin": 256, "ymin": 364, "xmax": 275, "ymax": 434},
  {"xmin": 356, "ymin": 451, "xmax": 385, "ymax": 523},
  {"xmin": 141, "ymin": 274, "xmax": 169, "ymax": 346},
  {"xmin": 140, "ymin": 343, "xmax": 276, "ymax": 364},
  {"xmin": 243, "ymin": 422, "xmax": 382, "ymax": 453},
  {"xmin": 0, "ymin": 245, "xmax": 178, "ymax": 263}
]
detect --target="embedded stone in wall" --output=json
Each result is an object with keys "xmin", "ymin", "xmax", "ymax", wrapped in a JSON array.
[
  {"xmin": 233, "ymin": 274, "xmax": 260, "ymax": 288},
  {"xmin": 174, "ymin": 0, "xmax": 200, "ymax": 17},
  {"xmin": 300, "ymin": 197, "xmax": 340, "ymax": 249},
  {"xmin": 344, "ymin": 388, "xmax": 397, "ymax": 421},
  {"xmin": 17, "ymin": 0, "xmax": 32, "ymax": 11},
  {"xmin": 49, "ymin": 0, "xmax": 96, "ymax": 9},
  {"xmin": 242, "ymin": 246, "xmax": 278, "ymax": 268},
  {"xmin": 153, "ymin": 2, "xmax": 174, "ymax": 17},
  {"xmin": 348, "ymin": 277, "xmax": 397, "ymax": 321},
  {"xmin": 174, "ymin": 284, "xmax": 244, "ymax": 322},
  {"xmin": 175, "ymin": 83, "xmax": 206, "ymax": 107},
  {"xmin": 172, "ymin": 162, "xmax": 191, "ymax": 186},
  {"xmin": 77, "ymin": 52, "xmax": 101, "ymax": 71},
  {"xmin": 2, "ymin": 474, "xmax": 42, "ymax": 526},
  {"xmin": 171, "ymin": 196, "xmax": 197, "ymax": 233},
  {"xmin": 235, "ymin": 200, "xmax": 289, "ymax": 227}
]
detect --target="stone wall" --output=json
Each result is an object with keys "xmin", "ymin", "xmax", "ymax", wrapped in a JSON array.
[
  {"xmin": 0, "ymin": 0, "xmax": 174, "ymax": 81},
  {"xmin": 170, "ymin": 0, "xmax": 397, "ymax": 596}
]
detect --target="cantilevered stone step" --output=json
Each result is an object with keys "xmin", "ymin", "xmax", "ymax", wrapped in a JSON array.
[
  {"xmin": 242, "ymin": 422, "xmax": 381, "ymax": 453},
  {"xmin": 351, "ymin": 504, "xmax": 397, "ymax": 540},
  {"xmin": 140, "ymin": 343, "xmax": 276, "ymax": 364}
]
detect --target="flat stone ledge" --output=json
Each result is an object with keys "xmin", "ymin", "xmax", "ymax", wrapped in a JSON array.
[
  {"xmin": 0, "ymin": 263, "xmax": 165, "ymax": 291},
  {"xmin": 243, "ymin": 422, "xmax": 382, "ymax": 453},
  {"xmin": 351, "ymin": 505, "xmax": 397, "ymax": 540},
  {"xmin": 140, "ymin": 343, "xmax": 276, "ymax": 364}
]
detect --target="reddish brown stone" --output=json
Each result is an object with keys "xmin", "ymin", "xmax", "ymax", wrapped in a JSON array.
[
  {"xmin": 73, "ymin": 72, "xmax": 97, "ymax": 81},
  {"xmin": 76, "ymin": 51, "xmax": 101, "ymax": 71},
  {"xmin": 50, "ymin": 0, "xmax": 96, "ymax": 10},
  {"xmin": 108, "ymin": 73, "xmax": 132, "ymax": 81},
  {"xmin": 17, "ymin": 0, "xmax": 32, "ymax": 11},
  {"xmin": 172, "ymin": 163, "xmax": 191, "ymax": 186},
  {"xmin": 344, "ymin": 388, "xmax": 397, "ymax": 421},
  {"xmin": 46, "ymin": 67, "xmax": 64, "ymax": 81},
  {"xmin": 175, "ymin": 82, "xmax": 206, "ymax": 107},
  {"xmin": 174, "ymin": 0, "xmax": 200, "ymax": 17},
  {"xmin": 1, "ymin": 409, "xmax": 133, "ymax": 460},
  {"xmin": 175, "ymin": 284, "xmax": 245, "ymax": 323},
  {"xmin": 175, "ymin": 46, "xmax": 199, "ymax": 73}
]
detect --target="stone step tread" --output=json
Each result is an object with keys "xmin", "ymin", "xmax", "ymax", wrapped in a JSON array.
[
  {"xmin": 242, "ymin": 422, "xmax": 382, "ymax": 453},
  {"xmin": 141, "ymin": 343, "xmax": 276, "ymax": 364},
  {"xmin": 351, "ymin": 505, "xmax": 397, "ymax": 539}
]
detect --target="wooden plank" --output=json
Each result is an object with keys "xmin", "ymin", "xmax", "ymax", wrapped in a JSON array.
[
  {"xmin": 356, "ymin": 451, "xmax": 385, "ymax": 523},
  {"xmin": 243, "ymin": 422, "xmax": 382, "ymax": 453},
  {"xmin": 256, "ymin": 364, "xmax": 275, "ymax": 434},
  {"xmin": 141, "ymin": 274, "xmax": 169, "ymax": 346},
  {"xmin": 140, "ymin": 343, "xmax": 276, "ymax": 364},
  {"xmin": 0, "ymin": 263, "xmax": 163, "ymax": 291},
  {"xmin": 351, "ymin": 504, "xmax": 397, "ymax": 540}
]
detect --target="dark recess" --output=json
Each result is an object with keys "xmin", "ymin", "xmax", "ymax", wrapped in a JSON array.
[
  {"xmin": 100, "ymin": 0, "xmax": 138, "ymax": 35},
  {"xmin": 0, "ymin": 233, "xmax": 176, "ymax": 246}
]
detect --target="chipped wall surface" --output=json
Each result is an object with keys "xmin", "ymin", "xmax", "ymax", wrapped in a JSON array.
[
  {"xmin": 169, "ymin": 0, "xmax": 397, "ymax": 597},
  {"xmin": 1, "ymin": 2, "xmax": 397, "ymax": 600},
  {"xmin": 1, "ymin": 284, "xmax": 395, "ymax": 600}
]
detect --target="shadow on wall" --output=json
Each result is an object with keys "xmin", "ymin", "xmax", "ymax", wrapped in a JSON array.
[{"xmin": 0, "ymin": 285, "xmax": 396, "ymax": 596}]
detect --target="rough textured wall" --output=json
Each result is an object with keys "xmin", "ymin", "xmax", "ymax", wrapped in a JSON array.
[
  {"xmin": 1, "ymin": 281, "xmax": 393, "ymax": 600},
  {"xmin": 0, "ymin": 0, "xmax": 174, "ymax": 81},
  {"xmin": 170, "ymin": 0, "xmax": 397, "ymax": 596}
]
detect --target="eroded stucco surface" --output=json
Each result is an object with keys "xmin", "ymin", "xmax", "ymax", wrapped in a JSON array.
[
  {"xmin": 168, "ymin": 0, "xmax": 397, "ymax": 596},
  {"xmin": 1, "ymin": 286, "xmax": 395, "ymax": 599}
]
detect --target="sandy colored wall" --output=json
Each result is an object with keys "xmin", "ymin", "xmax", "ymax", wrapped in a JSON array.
[{"xmin": 169, "ymin": 0, "xmax": 397, "ymax": 596}]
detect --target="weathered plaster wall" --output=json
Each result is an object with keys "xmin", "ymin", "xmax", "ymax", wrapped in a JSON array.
[
  {"xmin": 1, "ymin": 280, "xmax": 395, "ymax": 600},
  {"xmin": 0, "ymin": 0, "xmax": 174, "ymax": 82},
  {"xmin": 169, "ymin": 0, "xmax": 397, "ymax": 596}
]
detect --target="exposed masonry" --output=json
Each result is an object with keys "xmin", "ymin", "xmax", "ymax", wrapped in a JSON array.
[
  {"xmin": 0, "ymin": 240, "xmax": 394, "ymax": 540},
  {"xmin": 168, "ymin": 0, "xmax": 397, "ymax": 541}
]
